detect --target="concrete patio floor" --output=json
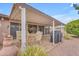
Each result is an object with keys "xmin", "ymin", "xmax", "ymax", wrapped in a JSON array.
[
  {"xmin": 0, "ymin": 37, "xmax": 79, "ymax": 56},
  {"xmin": 42, "ymin": 38, "xmax": 79, "ymax": 56},
  {"xmin": 0, "ymin": 45, "xmax": 2, "ymax": 50}
]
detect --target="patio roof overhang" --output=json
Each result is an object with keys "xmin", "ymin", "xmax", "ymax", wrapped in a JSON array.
[
  {"xmin": 0, "ymin": 13, "xmax": 9, "ymax": 20},
  {"xmin": 10, "ymin": 3, "xmax": 64, "ymax": 26},
  {"xmin": 9, "ymin": 3, "xmax": 65, "ymax": 51}
]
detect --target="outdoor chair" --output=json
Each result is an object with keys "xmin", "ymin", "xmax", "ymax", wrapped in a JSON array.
[{"xmin": 35, "ymin": 31, "xmax": 43, "ymax": 44}]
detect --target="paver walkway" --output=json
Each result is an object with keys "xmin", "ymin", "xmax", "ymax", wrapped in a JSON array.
[{"xmin": 47, "ymin": 38, "xmax": 79, "ymax": 56}]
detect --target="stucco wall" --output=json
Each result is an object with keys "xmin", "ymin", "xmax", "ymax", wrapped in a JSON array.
[{"xmin": 0, "ymin": 19, "xmax": 10, "ymax": 45}]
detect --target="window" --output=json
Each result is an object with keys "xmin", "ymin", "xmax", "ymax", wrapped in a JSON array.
[
  {"xmin": 10, "ymin": 23, "xmax": 20, "ymax": 39},
  {"xmin": 39, "ymin": 26, "xmax": 44, "ymax": 35},
  {"xmin": 28, "ymin": 24, "xmax": 50, "ymax": 35},
  {"xmin": 28, "ymin": 24, "xmax": 37, "ymax": 33},
  {"xmin": 44, "ymin": 26, "xmax": 50, "ymax": 34}
]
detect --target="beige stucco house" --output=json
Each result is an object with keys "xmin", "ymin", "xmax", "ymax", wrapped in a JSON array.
[
  {"xmin": 10, "ymin": 3, "xmax": 64, "ymax": 44},
  {"xmin": 0, "ymin": 14, "xmax": 9, "ymax": 45},
  {"xmin": 0, "ymin": 3, "xmax": 64, "ymax": 45},
  {"xmin": 0, "ymin": 13, "xmax": 21, "ymax": 45}
]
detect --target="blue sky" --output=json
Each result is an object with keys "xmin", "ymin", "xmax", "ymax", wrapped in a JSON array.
[
  {"xmin": 0, "ymin": 3, "xmax": 13, "ymax": 15},
  {"xmin": 0, "ymin": 3, "xmax": 79, "ymax": 24}
]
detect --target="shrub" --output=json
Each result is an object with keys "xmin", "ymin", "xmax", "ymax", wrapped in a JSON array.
[
  {"xmin": 65, "ymin": 19, "xmax": 79, "ymax": 36},
  {"xmin": 19, "ymin": 45, "xmax": 47, "ymax": 56}
]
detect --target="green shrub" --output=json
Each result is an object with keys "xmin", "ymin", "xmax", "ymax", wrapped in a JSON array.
[
  {"xmin": 65, "ymin": 19, "xmax": 79, "ymax": 36},
  {"xmin": 19, "ymin": 45, "xmax": 48, "ymax": 56}
]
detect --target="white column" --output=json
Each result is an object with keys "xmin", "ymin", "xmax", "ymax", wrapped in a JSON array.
[
  {"xmin": 19, "ymin": 7, "xmax": 26, "ymax": 52},
  {"xmin": 53, "ymin": 20, "xmax": 55, "ymax": 45},
  {"xmin": 8, "ymin": 19, "xmax": 11, "ymax": 35}
]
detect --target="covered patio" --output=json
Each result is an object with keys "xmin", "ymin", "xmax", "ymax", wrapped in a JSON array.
[{"xmin": 10, "ymin": 3, "xmax": 64, "ymax": 51}]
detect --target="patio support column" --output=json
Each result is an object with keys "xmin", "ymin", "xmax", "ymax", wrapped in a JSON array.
[
  {"xmin": 60, "ymin": 24, "xmax": 63, "ymax": 42},
  {"xmin": 53, "ymin": 20, "xmax": 55, "ymax": 45},
  {"xmin": 37, "ymin": 25, "xmax": 39, "ymax": 32},
  {"xmin": 19, "ymin": 7, "xmax": 26, "ymax": 52},
  {"xmin": 8, "ymin": 17, "xmax": 10, "ymax": 35}
]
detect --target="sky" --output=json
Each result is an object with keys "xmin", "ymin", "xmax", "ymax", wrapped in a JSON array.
[{"xmin": 0, "ymin": 3, "xmax": 79, "ymax": 24}]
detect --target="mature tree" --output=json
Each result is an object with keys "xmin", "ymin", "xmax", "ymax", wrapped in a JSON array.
[
  {"xmin": 73, "ymin": 4, "xmax": 79, "ymax": 14},
  {"xmin": 65, "ymin": 19, "xmax": 79, "ymax": 36}
]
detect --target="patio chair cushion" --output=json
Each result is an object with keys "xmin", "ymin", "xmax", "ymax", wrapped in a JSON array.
[{"xmin": 35, "ymin": 31, "xmax": 43, "ymax": 41}]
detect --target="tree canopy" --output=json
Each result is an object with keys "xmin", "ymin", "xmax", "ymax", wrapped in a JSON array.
[
  {"xmin": 73, "ymin": 4, "xmax": 79, "ymax": 10},
  {"xmin": 65, "ymin": 19, "xmax": 79, "ymax": 36}
]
